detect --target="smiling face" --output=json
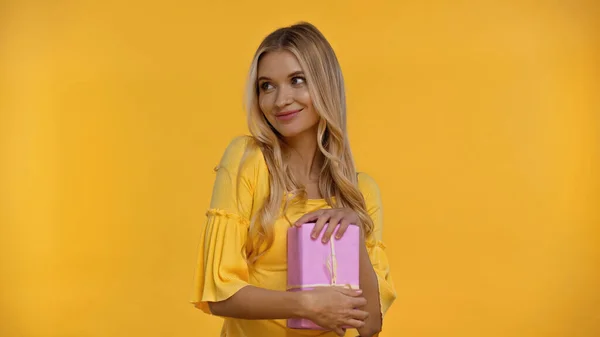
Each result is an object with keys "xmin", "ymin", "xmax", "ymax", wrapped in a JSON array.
[{"xmin": 257, "ymin": 50, "xmax": 320, "ymax": 140}]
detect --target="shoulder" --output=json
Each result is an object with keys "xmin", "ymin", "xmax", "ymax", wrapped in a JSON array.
[
  {"xmin": 218, "ymin": 135, "xmax": 261, "ymax": 164},
  {"xmin": 357, "ymin": 171, "xmax": 382, "ymax": 201},
  {"xmin": 217, "ymin": 135, "xmax": 268, "ymax": 179}
]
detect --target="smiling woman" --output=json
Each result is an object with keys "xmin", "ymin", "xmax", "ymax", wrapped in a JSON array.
[
  {"xmin": 189, "ymin": 22, "xmax": 397, "ymax": 337},
  {"xmin": 257, "ymin": 52, "xmax": 319, "ymax": 138}
]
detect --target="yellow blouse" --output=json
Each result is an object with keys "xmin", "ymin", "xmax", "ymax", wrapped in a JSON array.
[{"xmin": 190, "ymin": 136, "xmax": 396, "ymax": 337}]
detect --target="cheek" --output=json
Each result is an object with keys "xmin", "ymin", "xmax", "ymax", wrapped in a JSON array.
[
  {"xmin": 296, "ymin": 89, "xmax": 317, "ymax": 120},
  {"xmin": 258, "ymin": 95, "xmax": 275, "ymax": 125},
  {"xmin": 297, "ymin": 88, "xmax": 312, "ymax": 107},
  {"xmin": 258, "ymin": 95, "xmax": 267, "ymax": 113},
  {"xmin": 259, "ymin": 94, "xmax": 275, "ymax": 114}
]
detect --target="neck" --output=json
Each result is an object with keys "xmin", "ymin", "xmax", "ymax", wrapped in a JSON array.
[{"xmin": 283, "ymin": 130, "xmax": 323, "ymax": 181}]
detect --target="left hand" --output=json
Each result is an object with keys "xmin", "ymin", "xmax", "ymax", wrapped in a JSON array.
[{"xmin": 294, "ymin": 208, "xmax": 361, "ymax": 243}]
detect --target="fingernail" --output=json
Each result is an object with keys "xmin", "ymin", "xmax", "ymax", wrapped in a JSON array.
[
  {"xmin": 335, "ymin": 234, "xmax": 341, "ymax": 239},
  {"xmin": 322, "ymin": 237, "xmax": 328, "ymax": 243}
]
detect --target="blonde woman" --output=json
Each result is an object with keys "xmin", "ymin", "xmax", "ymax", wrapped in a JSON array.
[{"xmin": 190, "ymin": 22, "xmax": 396, "ymax": 337}]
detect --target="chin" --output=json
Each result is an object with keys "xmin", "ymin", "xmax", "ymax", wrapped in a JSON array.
[
  {"xmin": 277, "ymin": 125, "xmax": 314, "ymax": 139},
  {"xmin": 279, "ymin": 130, "xmax": 303, "ymax": 139}
]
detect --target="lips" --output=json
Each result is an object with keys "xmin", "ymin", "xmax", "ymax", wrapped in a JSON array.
[
  {"xmin": 275, "ymin": 108, "xmax": 302, "ymax": 121},
  {"xmin": 276, "ymin": 109, "xmax": 302, "ymax": 117}
]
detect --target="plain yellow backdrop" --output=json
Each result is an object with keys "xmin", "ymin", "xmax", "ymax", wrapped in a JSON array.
[{"xmin": 1, "ymin": 1, "xmax": 599, "ymax": 336}]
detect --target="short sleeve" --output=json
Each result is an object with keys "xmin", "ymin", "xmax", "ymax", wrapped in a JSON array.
[
  {"xmin": 358, "ymin": 173, "xmax": 397, "ymax": 318},
  {"xmin": 189, "ymin": 136, "xmax": 264, "ymax": 314}
]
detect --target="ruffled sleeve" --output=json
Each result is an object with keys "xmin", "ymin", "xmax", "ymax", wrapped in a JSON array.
[
  {"xmin": 190, "ymin": 136, "xmax": 264, "ymax": 314},
  {"xmin": 358, "ymin": 173, "xmax": 397, "ymax": 318}
]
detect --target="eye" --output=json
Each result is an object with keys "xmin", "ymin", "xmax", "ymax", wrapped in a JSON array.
[
  {"xmin": 291, "ymin": 76, "xmax": 306, "ymax": 85},
  {"xmin": 260, "ymin": 82, "xmax": 274, "ymax": 91}
]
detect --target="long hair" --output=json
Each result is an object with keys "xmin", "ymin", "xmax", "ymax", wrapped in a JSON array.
[{"xmin": 242, "ymin": 22, "xmax": 373, "ymax": 264}]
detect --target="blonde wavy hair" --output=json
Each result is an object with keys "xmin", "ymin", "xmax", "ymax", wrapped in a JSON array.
[{"xmin": 241, "ymin": 22, "xmax": 373, "ymax": 264}]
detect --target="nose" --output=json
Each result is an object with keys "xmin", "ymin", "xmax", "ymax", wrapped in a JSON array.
[{"xmin": 275, "ymin": 85, "xmax": 293, "ymax": 109}]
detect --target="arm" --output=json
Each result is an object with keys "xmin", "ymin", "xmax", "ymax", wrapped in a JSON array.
[
  {"xmin": 357, "ymin": 173, "xmax": 398, "ymax": 336},
  {"xmin": 357, "ymin": 230, "xmax": 383, "ymax": 337},
  {"xmin": 190, "ymin": 137, "xmax": 265, "ymax": 314},
  {"xmin": 208, "ymin": 286, "xmax": 306, "ymax": 319},
  {"xmin": 210, "ymin": 285, "xmax": 367, "ymax": 337}
]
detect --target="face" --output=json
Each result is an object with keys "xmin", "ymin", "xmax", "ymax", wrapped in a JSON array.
[{"xmin": 257, "ymin": 50, "xmax": 320, "ymax": 140}]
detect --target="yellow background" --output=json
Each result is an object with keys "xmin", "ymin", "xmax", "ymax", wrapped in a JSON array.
[{"xmin": 1, "ymin": 1, "xmax": 598, "ymax": 336}]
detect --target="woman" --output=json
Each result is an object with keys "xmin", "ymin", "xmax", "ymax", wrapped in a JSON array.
[{"xmin": 190, "ymin": 22, "xmax": 396, "ymax": 337}]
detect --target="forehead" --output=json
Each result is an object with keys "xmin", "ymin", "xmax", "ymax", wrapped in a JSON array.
[{"xmin": 257, "ymin": 50, "xmax": 303, "ymax": 77}]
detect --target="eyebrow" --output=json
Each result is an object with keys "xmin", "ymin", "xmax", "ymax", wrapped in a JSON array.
[{"xmin": 257, "ymin": 71, "xmax": 305, "ymax": 82}]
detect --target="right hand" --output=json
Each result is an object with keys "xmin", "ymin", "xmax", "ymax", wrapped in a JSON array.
[{"xmin": 300, "ymin": 287, "xmax": 369, "ymax": 336}]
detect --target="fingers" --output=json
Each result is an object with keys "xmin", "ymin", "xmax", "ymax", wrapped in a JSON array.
[
  {"xmin": 312, "ymin": 212, "xmax": 331, "ymax": 239},
  {"xmin": 294, "ymin": 210, "xmax": 323, "ymax": 227},
  {"xmin": 334, "ymin": 218, "xmax": 353, "ymax": 240},
  {"xmin": 334, "ymin": 327, "xmax": 345, "ymax": 336},
  {"xmin": 344, "ymin": 318, "xmax": 366, "ymax": 329},
  {"xmin": 296, "ymin": 208, "xmax": 360, "ymax": 243},
  {"xmin": 322, "ymin": 212, "xmax": 342, "ymax": 243},
  {"xmin": 335, "ymin": 287, "xmax": 363, "ymax": 297},
  {"xmin": 351, "ymin": 296, "xmax": 368, "ymax": 308},
  {"xmin": 350, "ymin": 309, "xmax": 369, "ymax": 321}
]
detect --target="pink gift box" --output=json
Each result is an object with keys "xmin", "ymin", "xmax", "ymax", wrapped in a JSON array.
[{"xmin": 287, "ymin": 222, "xmax": 360, "ymax": 330}]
